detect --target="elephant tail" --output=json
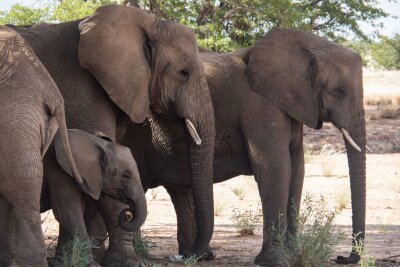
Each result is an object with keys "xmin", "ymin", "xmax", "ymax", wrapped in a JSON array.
[{"xmin": 54, "ymin": 105, "xmax": 83, "ymax": 185}]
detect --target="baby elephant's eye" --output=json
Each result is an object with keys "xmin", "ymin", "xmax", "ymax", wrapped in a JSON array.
[
  {"xmin": 122, "ymin": 171, "xmax": 131, "ymax": 180},
  {"xmin": 179, "ymin": 69, "xmax": 190, "ymax": 77}
]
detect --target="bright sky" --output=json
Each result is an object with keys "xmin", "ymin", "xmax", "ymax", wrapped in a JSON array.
[{"xmin": 1, "ymin": 0, "xmax": 399, "ymax": 37}]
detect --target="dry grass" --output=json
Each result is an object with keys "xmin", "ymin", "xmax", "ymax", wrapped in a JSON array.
[
  {"xmin": 232, "ymin": 187, "xmax": 247, "ymax": 200},
  {"xmin": 319, "ymin": 144, "xmax": 340, "ymax": 177},
  {"xmin": 334, "ymin": 190, "xmax": 350, "ymax": 212},
  {"xmin": 214, "ymin": 200, "xmax": 225, "ymax": 216},
  {"xmin": 150, "ymin": 189, "xmax": 159, "ymax": 200},
  {"xmin": 364, "ymin": 95, "xmax": 400, "ymax": 120}
]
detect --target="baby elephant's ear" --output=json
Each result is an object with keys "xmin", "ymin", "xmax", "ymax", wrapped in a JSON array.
[{"xmin": 55, "ymin": 129, "xmax": 106, "ymax": 200}]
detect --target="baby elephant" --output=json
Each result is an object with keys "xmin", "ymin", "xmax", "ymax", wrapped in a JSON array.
[
  {"xmin": 41, "ymin": 129, "xmax": 147, "ymax": 266},
  {"xmin": 0, "ymin": 27, "xmax": 81, "ymax": 266}
]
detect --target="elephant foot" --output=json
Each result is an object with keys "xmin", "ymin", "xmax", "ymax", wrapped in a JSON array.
[
  {"xmin": 92, "ymin": 243, "xmax": 107, "ymax": 264},
  {"xmin": 101, "ymin": 245, "xmax": 141, "ymax": 267},
  {"xmin": 335, "ymin": 252, "xmax": 360, "ymax": 264},
  {"xmin": 254, "ymin": 251, "xmax": 284, "ymax": 267},
  {"xmin": 182, "ymin": 245, "xmax": 216, "ymax": 261}
]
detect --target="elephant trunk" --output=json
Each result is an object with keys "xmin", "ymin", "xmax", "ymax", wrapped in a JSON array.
[
  {"xmin": 338, "ymin": 105, "xmax": 366, "ymax": 263},
  {"xmin": 118, "ymin": 187, "xmax": 148, "ymax": 232},
  {"xmin": 185, "ymin": 77, "xmax": 216, "ymax": 257}
]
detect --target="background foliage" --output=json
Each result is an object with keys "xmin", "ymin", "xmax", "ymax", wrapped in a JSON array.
[{"xmin": 0, "ymin": 0, "xmax": 399, "ymax": 69}]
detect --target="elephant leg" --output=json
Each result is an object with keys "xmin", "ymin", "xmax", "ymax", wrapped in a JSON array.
[
  {"xmin": 97, "ymin": 194, "xmax": 139, "ymax": 267},
  {"xmin": 243, "ymin": 105, "xmax": 292, "ymax": 266},
  {"xmin": 166, "ymin": 187, "xmax": 216, "ymax": 260},
  {"xmin": 166, "ymin": 188, "xmax": 196, "ymax": 254},
  {"xmin": 287, "ymin": 122, "xmax": 304, "ymax": 238},
  {"xmin": 44, "ymin": 146, "xmax": 98, "ymax": 266},
  {"xmin": 11, "ymin": 172, "xmax": 47, "ymax": 267},
  {"xmin": 0, "ymin": 196, "xmax": 14, "ymax": 266},
  {"xmin": 84, "ymin": 198, "xmax": 108, "ymax": 261},
  {"xmin": 55, "ymin": 224, "xmax": 73, "ymax": 260}
]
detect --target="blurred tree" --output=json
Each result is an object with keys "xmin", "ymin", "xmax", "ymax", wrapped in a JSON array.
[
  {"xmin": 0, "ymin": 4, "xmax": 49, "ymax": 25},
  {"xmin": 52, "ymin": 0, "xmax": 120, "ymax": 22},
  {"xmin": 371, "ymin": 34, "xmax": 400, "ymax": 70},
  {"xmin": 0, "ymin": 0, "xmax": 397, "ymax": 52},
  {"xmin": 137, "ymin": 0, "xmax": 397, "ymax": 51}
]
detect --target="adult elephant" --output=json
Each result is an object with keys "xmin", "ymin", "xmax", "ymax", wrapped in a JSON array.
[
  {"xmin": 0, "ymin": 26, "xmax": 80, "ymax": 267},
  {"xmin": 11, "ymin": 5, "xmax": 215, "ymax": 264},
  {"xmin": 121, "ymin": 29, "xmax": 366, "ymax": 265}
]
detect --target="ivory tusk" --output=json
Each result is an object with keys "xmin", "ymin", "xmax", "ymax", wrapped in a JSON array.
[
  {"xmin": 185, "ymin": 119, "xmax": 202, "ymax": 145},
  {"xmin": 341, "ymin": 128, "xmax": 361, "ymax": 152},
  {"xmin": 125, "ymin": 210, "xmax": 134, "ymax": 222},
  {"xmin": 366, "ymin": 145, "xmax": 373, "ymax": 153}
]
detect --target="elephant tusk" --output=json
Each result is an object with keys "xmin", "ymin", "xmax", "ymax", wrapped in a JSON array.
[
  {"xmin": 185, "ymin": 119, "xmax": 202, "ymax": 146},
  {"xmin": 366, "ymin": 145, "xmax": 373, "ymax": 153},
  {"xmin": 341, "ymin": 128, "xmax": 361, "ymax": 152},
  {"xmin": 125, "ymin": 210, "xmax": 134, "ymax": 222}
]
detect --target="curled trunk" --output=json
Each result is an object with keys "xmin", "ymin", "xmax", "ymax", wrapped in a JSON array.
[{"xmin": 118, "ymin": 192, "xmax": 147, "ymax": 232}]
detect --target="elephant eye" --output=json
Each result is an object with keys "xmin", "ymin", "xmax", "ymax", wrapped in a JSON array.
[
  {"xmin": 336, "ymin": 86, "xmax": 345, "ymax": 97},
  {"xmin": 122, "ymin": 171, "xmax": 131, "ymax": 180},
  {"xmin": 179, "ymin": 69, "xmax": 190, "ymax": 81}
]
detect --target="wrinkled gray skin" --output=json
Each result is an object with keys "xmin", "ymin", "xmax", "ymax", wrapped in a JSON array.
[
  {"xmin": 12, "ymin": 5, "xmax": 215, "ymax": 265},
  {"xmin": 40, "ymin": 129, "xmax": 146, "ymax": 267},
  {"xmin": 0, "ymin": 27, "xmax": 80, "ymax": 267},
  {"xmin": 119, "ymin": 29, "xmax": 366, "ymax": 266}
]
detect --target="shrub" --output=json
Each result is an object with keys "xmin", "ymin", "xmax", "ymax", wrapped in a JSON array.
[
  {"xmin": 304, "ymin": 150, "xmax": 313, "ymax": 163},
  {"xmin": 183, "ymin": 255, "xmax": 200, "ymax": 267},
  {"xmin": 232, "ymin": 187, "xmax": 246, "ymax": 200},
  {"xmin": 270, "ymin": 194, "xmax": 345, "ymax": 266},
  {"xmin": 133, "ymin": 231, "xmax": 156, "ymax": 259},
  {"xmin": 58, "ymin": 234, "xmax": 92, "ymax": 267},
  {"xmin": 335, "ymin": 190, "xmax": 350, "ymax": 212},
  {"xmin": 230, "ymin": 206, "xmax": 262, "ymax": 236},
  {"xmin": 214, "ymin": 201, "xmax": 225, "ymax": 216},
  {"xmin": 353, "ymin": 234, "xmax": 376, "ymax": 267},
  {"xmin": 320, "ymin": 144, "xmax": 340, "ymax": 177},
  {"xmin": 150, "ymin": 188, "xmax": 159, "ymax": 200}
]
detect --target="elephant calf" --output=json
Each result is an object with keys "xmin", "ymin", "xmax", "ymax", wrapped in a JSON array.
[
  {"xmin": 0, "ymin": 27, "xmax": 81, "ymax": 266},
  {"xmin": 40, "ymin": 129, "xmax": 147, "ymax": 266}
]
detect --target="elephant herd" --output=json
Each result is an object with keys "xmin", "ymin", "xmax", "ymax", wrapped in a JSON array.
[{"xmin": 0, "ymin": 4, "xmax": 366, "ymax": 267}]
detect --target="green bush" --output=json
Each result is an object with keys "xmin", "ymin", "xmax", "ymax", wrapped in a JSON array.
[
  {"xmin": 132, "ymin": 231, "xmax": 156, "ymax": 259},
  {"xmin": 371, "ymin": 34, "xmax": 400, "ymax": 70},
  {"xmin": 271, "ymin": 194, "xmax": 345, "ymax": 266},
  {"xmin": 230, "ymin": 206, "xmax": 262, "ymax": 236},
  {"xmin": 58, "ymin": 234, "xmax": 92, "ymax": 267}
]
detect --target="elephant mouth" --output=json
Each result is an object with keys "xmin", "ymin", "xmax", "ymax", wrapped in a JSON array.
[{"xmin": 102, "ymin": 190, "xmax": 130, "ymax": 205}]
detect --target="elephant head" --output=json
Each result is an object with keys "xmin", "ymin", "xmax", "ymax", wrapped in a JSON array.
[
  {"xmin": 55, "ymin": 129, "xmax": 147, "ymax": 232},
  {"xmin": 245, "ymin": 28, "xmax": 366, "ymax": 263},
  {"xmin": 78, "ymin": 5, "xmax": 215, "ymax": 255}
]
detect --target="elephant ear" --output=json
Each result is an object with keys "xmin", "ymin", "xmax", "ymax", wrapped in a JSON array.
[
  {"xmin": 244, "ymin": 28, "xmax": 320, "ymax": 128},
  {"xmin": 78, "ymin": 5, "xmax": 153, "ymax": 123},
  {"xmin": 55, "ymin": 129, "xmax": 109, "ymax": 200}
]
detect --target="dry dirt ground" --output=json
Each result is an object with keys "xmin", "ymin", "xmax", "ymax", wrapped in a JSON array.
[{"xmin": 41, "ymin": 70, "xmax": 400, "ymax": 266}]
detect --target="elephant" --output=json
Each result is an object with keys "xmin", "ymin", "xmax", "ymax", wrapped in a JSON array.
[
  {"xmin": 0, "ymin": 26, "xmax": 80, "ymax": 266},
  {"xmin": 10, "ymin": 4, "xmax": 215, "ymax": 263},
  {"xmin": 39, "ymin": 129, "xmax": 146, "ymax": 266},
  {"xmin": 119, "ymin": 28, "xmax": 366, "ymax": 265}
]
